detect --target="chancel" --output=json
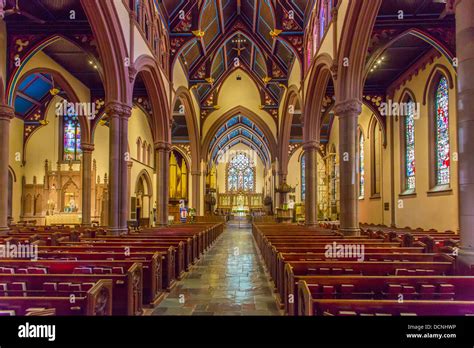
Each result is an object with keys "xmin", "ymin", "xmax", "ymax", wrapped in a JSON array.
[{"xmin": 0, "ymin": 0, "xmax": 473, "ymax": 320}]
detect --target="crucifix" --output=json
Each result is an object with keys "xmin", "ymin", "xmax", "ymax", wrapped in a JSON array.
[{"xmin": 232, "ymin": 36, "xmax": 246, "ymax": 56}]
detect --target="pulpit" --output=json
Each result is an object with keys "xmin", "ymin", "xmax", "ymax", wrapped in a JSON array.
[{"xmin": 276, "ymin": 208, "xmax": 293, "ymax": 224}]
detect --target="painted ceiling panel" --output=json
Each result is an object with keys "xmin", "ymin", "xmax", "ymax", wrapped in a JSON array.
[
  {"xmin": 14, "ymin": 73, "xmax": 53, "ymax": 117},
  {"xmin": 257, "ymin": 0, "xmax": 275, "ymax": 47},
  {"xmin": 172, "ymin": 0, "xmax": 303, "ymax": 109},
  {"xmin": 201, "ymin": 0, "xmax": 221, "ymax": 47}
]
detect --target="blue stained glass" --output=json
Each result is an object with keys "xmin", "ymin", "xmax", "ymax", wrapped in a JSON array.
[
  {"xmin": 63, "ymin": 114, "xmax": 81, "ymax": 161},
  {"xmin": 242, "ymin": 116, "xmax": 253, "ymax": 128},
  {"xmin": 215, "ymin": 127, "xmax": 225, "ymax": 138},
  {"xmin": 227, "ymin": 153, "xmax": 254, "ymax": 192},
  {"xmin": 229, "ymin": 129, "xmax": 240, "ymax": 138},
  {"xmin": 319, "ymin": 3, "xmax": 326, "ymax": 39},
  {"xmin": 359, "ymin": 132, "xmax": 365, "ymax": 198},
  {"xmin": 301, "ymin": 154, "xmax": 305, "ymax": 201},
  {"xmin": 435, "ymin": 77, "xmax": 450, "ymax": 186},
  {"xmin": 405, "ymin": 98, "xmax": 416, "ymax": 190},
  {"xmin": 242, "ymin": 129, "xmax": 252, "ymax": 138},
  {"xmin": 226, "ymin": 116, "xmax": 238, "ymax": 128}
]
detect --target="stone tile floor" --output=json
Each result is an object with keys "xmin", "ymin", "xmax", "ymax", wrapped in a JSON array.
[{"xmin": 151, "ymin": 225, "xmax": 282, "ymax": 316}]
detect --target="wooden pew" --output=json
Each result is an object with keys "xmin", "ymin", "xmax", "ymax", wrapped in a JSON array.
[
  {"xmin": 295, "ymin": 275, "xmax": 474, "ymax": 313},
  {"xmin": 298, "ymin": 284, "xmax": 474, "ymax": 316},
  {"xmin": 0, "ymin": 263, "xmax": 142, "ymax": 316},
  {"xmin": 284, "ymin": 260, "xmax": 454, "ymax": 315},
  {"xmin": 0, "ymin": 256, "xmax": 161, "ymax": 305},
  {"xmin": 37, "ymin": 245, "xmax": 176, "ymax": 290},
  {"xmin": 0, "ymin": 279, "xmax": 112, "ymax": 316},
  {"xmin": 272, "ymin": 253, "xmax": 453, "ymax": 307}
]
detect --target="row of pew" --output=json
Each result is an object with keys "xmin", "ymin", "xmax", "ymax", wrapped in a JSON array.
[
  {"xmin": 252, "ymin": 223, "xmax": 474, "ymax": 316},
  {"xmin": 0, "ymin": 223, "xmax": 224, "ymax": 316}
]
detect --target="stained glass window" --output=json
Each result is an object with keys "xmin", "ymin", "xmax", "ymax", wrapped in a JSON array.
[
  {"xmin": 312, "ymin": 21, "xmax": 319, "ymax": 56},
  {"xmin": 307, "ymin": 40, "xmax": 312, "ymax": 69},
  {"xmin": 227, "ymin": 153, "xmax": 255, "ymax": 192},
  {"xmin": 319, "ymin": 2, "xmax": 326, "ymax": 39},
  {"xmin": 435, "ymin": 77, "xmax": 450, "ymax": 186},
  {"xmin": 134, "ymin": 0, "xmax": 140, "ymax": 21},
  {"xmin": 405, "ymin": 98, "xmax": 416, "ymax": 190},
  {"xmin": 301, "ymin": 154, "xmax": 306, "ymax": 201},
  {"xmin": 327, "ymin": 0, "xmax": 333, "ymax": 24},
  {"xmin": 63, "ymin": 115, "xmax": 81, "ymax": 161},
  {"xmin": 359, "ymin": 130, "xmax": 365, "ymax": 198}
]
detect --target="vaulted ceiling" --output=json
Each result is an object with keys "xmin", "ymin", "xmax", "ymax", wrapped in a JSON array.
[
  {"xmin": 364, "ymin": 0, "xmax": 455, "ymax": 94},
  {"xmin": 159, "ymin": 0, "xmax": 307, "ymax": 117},
  {"xmin": 209, "ymin": 114, "xmax": 271, "ymax": 165}
]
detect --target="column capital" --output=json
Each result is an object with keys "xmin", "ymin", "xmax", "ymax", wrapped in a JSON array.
[
  {"xmin": 303, "ymin": 140, "xmax": 320, "ymax": 151},
  {"xmin": 191, "ymin": 171, "xmax": 201, "ymax": 176},
  {"xmin": 0, "ymin": 105, "xmax": 15, "ymax": 120},
  {"xmin": 154, "ymin": 141, "xmax": 172, "ymax": 152},
  {"xmin": 105, "ymin": 101, "xmax": 132, "ymax": 119},
  {"xmin": 80, "ymin": 143, "xmax": 95, "ymax": 153},
  {"xmin": 127, "ymin": 160, "xmax": 134, "ymax": 168},
  {"xmin": 334, "ymin": 99, "xmax": 362, "ymax": 117}
]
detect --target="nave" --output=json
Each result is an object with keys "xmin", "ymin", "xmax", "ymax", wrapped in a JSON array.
[
  {"xmin": 0, "ymin": 0, "xmax": 474, "ymax": 322},
  {"xmin": 152, "ymin": 224, "xmax": 280, "ymax": 316}
]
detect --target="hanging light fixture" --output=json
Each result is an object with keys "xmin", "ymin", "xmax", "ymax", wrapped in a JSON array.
[{"xmin": 49, "ymin": 75, "xmax": 60, "ymax": 96}]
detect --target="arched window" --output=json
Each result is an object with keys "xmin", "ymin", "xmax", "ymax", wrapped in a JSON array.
[
  {"xmin": 142, "ymin": 141, "xmax": 147, "ymax": 164},
  {"xmin": 359, "ymin": 129, "xmax": 365, "ymax": 199},
  {"xmin": 371, "ymin": 119, "xmax": 382, "ymax": 196},
  {"xmin": 147, "ymin": 145, "xmax": 152, "ymax": 166},
  {"xmin": 306, "ymin": 37, "xmax": 312, "ymax": 69},
  {"xmin": 301, "ymin": 153, "xmax": 306, "ymax": 201},
  {"xmin": 144, "ymin": 13, "xmax": 150, "ymax": 40},
  {"xmin": 312, "ymin": 18, "xmax": 319, "ymax": 55},
  {"xmin": 63, "ymin": 114, "xmax": 81, "ymax": 161},
  {"xmin": 402, "ymin": 96, "xmax": 416, "ymax": 191},
  {"xmin": 435, "ymin": 76, "xmax": 450, "ymax": 186},
  {"xmin": 136, "ymin": 138, "xmax": 142, "ymax": 162},
  {"xmin": 226, "ymin": 153, "xmax": 255, "ymax": 193},
  {"xmin": 319, "ymin": 1, "xmax": 327, "ymax": 39},
  {"xmin": 134, "ymin": 0, "xmax": 141, "ymax": 22},
  {"xmin": 327, "ymin": 0, "xmax": 333, "ymax": 23}
]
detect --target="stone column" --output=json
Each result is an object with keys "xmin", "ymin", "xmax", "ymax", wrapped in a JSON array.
[
  {"xmin": 278, "ymin": 173, "xmax": 287, "ymax": 206},
  {"xmin": 191, "ymin": 170, "xmax": 201, "ymax": 214},
  {"xmin": 106, "ymin": 102, "xmax": 131, "ymax": 235},
  {"xmin": 271, "ymin": 168, "xmax": 276, "ymax": 213},
  {"xmin": 304, "ymin": 141, "xmax": 319, "ymax": 226},
  {"xmin": 0, "ymin": 106, "xmax": 14, "ymax": 234},
  {"xmin": 456, "ymin": 0, "xmax": 474, "ymax": 271},
  {"xmin": 80, "ymin": 143, "xmax": 94, "ymax": 226},
  {"xmin": 155, "ymin": 141, "xmax": 171, "ymax": 225},
  {"xmin": 334, "ymin": 100, "xmax": 362, "ymax": 235},
  {"xmin": 127, "ymin": 160, "xmax": 133, "ymax": 221},
  {"xmin": 119, "ymin": 107, "xmax": 131, "ymax": 232}
]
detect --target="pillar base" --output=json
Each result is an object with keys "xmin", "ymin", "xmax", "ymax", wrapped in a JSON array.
[
  {"xmin": 0, "ymin": 227, "xmax": 10, "ymax": 236},
  {"xmin": 339, "ymin": 228, "xmax": 361, "ymax": 236},
  {"xmin": 107, "ymin": 227, "xmax": 128, "ymax": 236},
  {"xmin": 457, "ymin": 249, "xmax": 474, "ymax": 275}
]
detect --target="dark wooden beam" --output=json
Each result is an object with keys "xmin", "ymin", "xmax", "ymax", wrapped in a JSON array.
[
  {"xmin": 16, "ymin": 92, "xmax": 43, "ymax": 106},
  {"xmin": 188, "ymin": 18, "xmax": 288, "ymax": 79}
]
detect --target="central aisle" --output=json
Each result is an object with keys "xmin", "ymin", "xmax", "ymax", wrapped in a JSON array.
[{"xmin": 152, "ymin": 225, "xmax": 281, "ymax": 316}]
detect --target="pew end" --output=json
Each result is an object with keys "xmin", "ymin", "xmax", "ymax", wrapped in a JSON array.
[
  {"xmin": 298, "ymin": 280, "xmax": 313, "ymax": 316},
  {"xmin": 86, "ymin": 279, "xmax": 113, "ymax": 316}
]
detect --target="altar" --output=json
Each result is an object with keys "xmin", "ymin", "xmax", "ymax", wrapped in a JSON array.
[
  {"xmin": 45, "ymin": 213, "xmax": 82, "ymax": 226},
  {"xmin": 217, "ymin": 192, "xmax": 263, "ymax": 215}
]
